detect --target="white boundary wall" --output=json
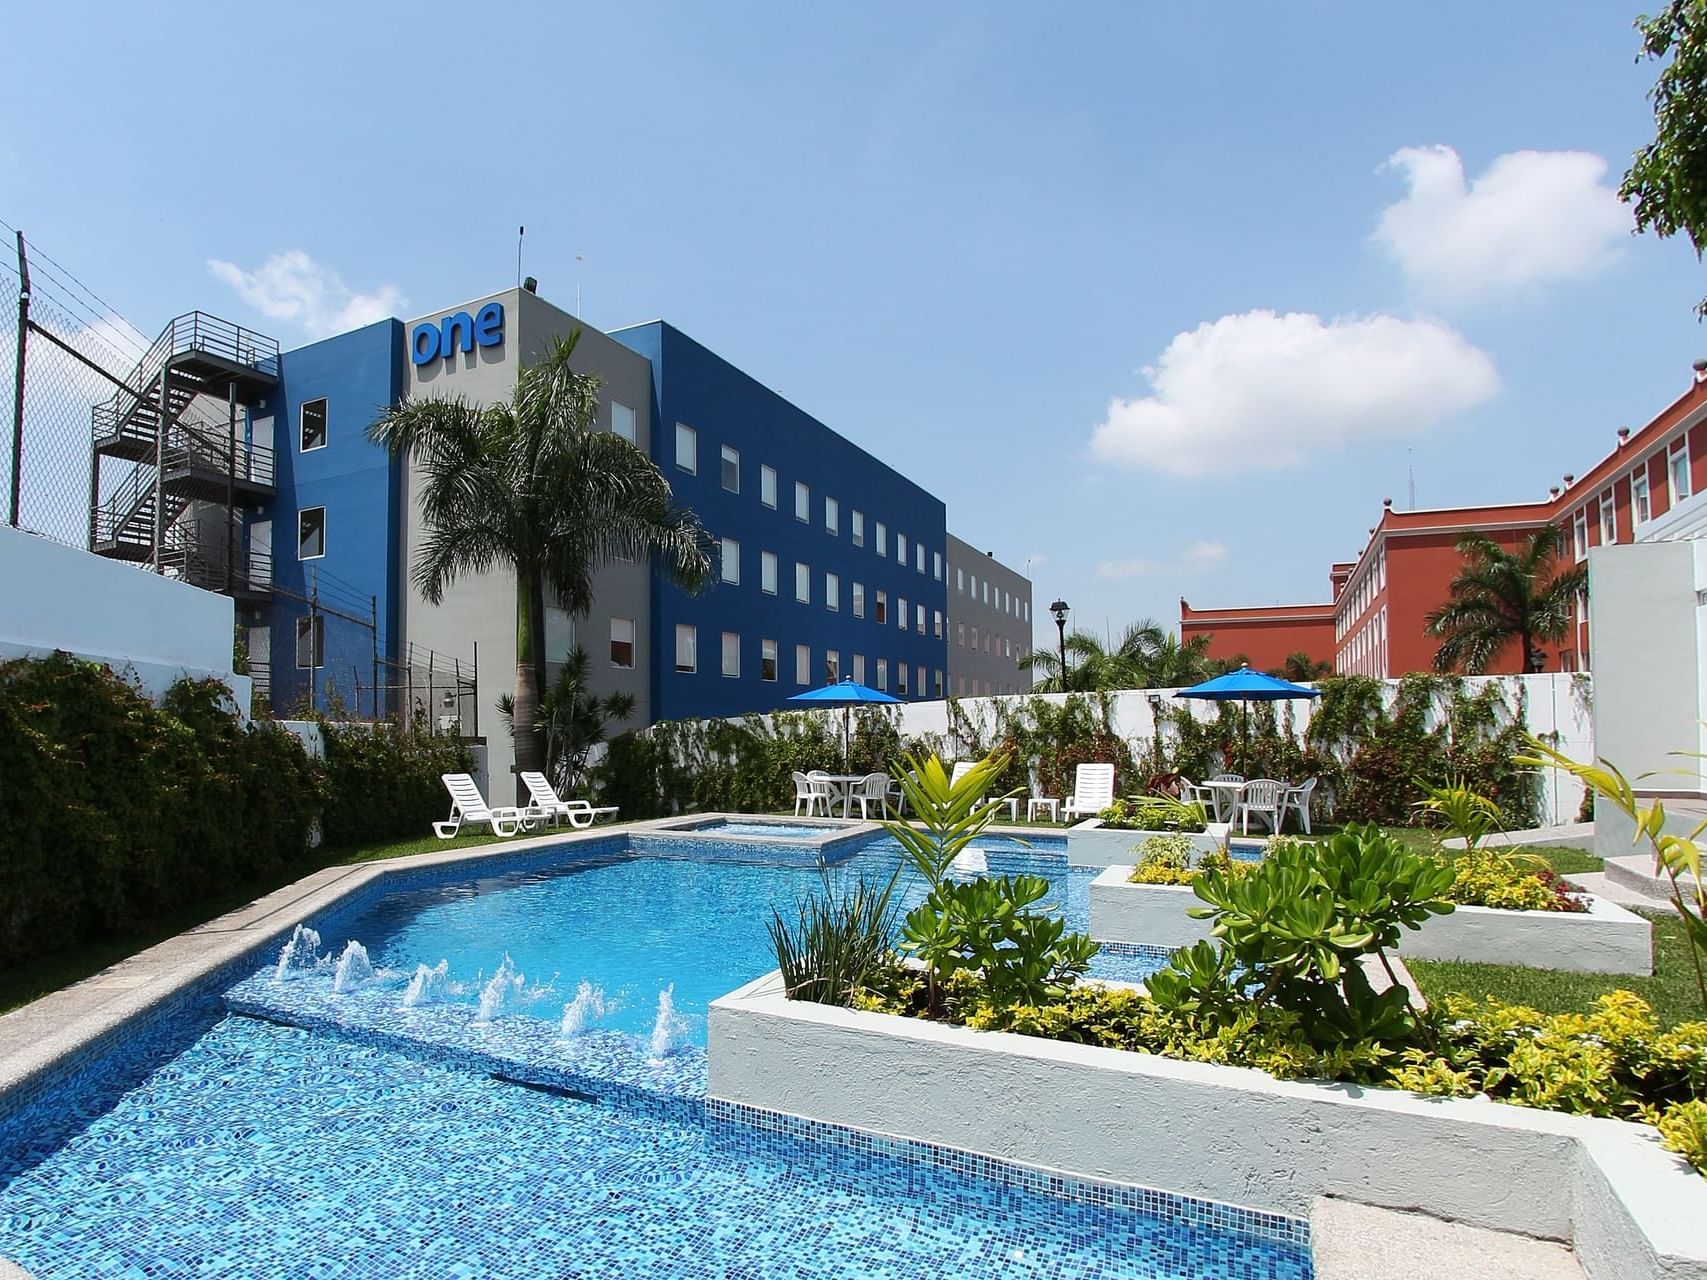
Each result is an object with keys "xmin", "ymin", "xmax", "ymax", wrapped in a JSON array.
[
  {"xmin": 0, "ymin": 524, "xmax": 251, "ymax": 715},
  {"xmin": 708, "ymin": 976, "xmax": 1707, "ymax": 1280}
]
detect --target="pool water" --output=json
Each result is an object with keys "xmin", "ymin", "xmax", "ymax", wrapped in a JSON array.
[
  {"xmin": 685, "ymin": 818, "xmax": 846, "ymax": 838},
  {"xmin": 0, "ymin": 1016, "xmax": 1310, "ymax": 1280}
]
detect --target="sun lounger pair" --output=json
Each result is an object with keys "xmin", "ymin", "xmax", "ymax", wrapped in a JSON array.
[{"xmin": 433, "ymin": 772, "xmax": 619, "ymax": 839}]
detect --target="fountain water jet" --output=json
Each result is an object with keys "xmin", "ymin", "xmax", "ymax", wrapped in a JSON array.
[
  {"xmin": 401, "ymin": 959, "xmax": 450, "ymax": 1008},
  {"xmin": 332, "ymin": 941, "xmax": 373, "ymax": 993},
  {"xmin": 274, "ymin": 925, "xmax": 322, "ymax": 984},
  {"xmin": 561, "ymin": 981, "xmax": 610, "ymax": 1038},
  {"xmin": 649, "ymin": 984, "xmax": 690, "ymax": 1060},
  {"xmin": 475, "ymin": 954, "xmax": 525, "ymax": 1022}
]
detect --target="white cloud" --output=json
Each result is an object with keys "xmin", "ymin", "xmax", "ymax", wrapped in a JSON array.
[
  {"xmin": 207, "ymin": 250, "xmax": 406, "ymax": 339},
  {"xmin": 1373, "ymin": 145, "xmax": 1630, "ymax": 302},
  {"xmin": 1095, "ymin": 540, "xmax": 1228, "ymax": 580},
  {"xmin": 1089, "ymin": 310, "xmax": 1497, "ymax": 477}
]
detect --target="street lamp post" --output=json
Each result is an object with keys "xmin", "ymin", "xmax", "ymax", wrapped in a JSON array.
[{"xmin": 1050, "ymin": 599, "xmax": 1069, "ymax": 690}]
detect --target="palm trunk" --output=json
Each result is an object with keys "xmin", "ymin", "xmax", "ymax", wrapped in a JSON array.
[{"xmin": 513, "ymin": 568, "xmax": 545, "ymax": 802}]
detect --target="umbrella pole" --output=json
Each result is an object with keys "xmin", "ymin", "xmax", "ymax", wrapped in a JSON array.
[
  {"xmin": 844, "ymin": 705, "xmax": 851, "ymax": 773},
  {"xmin": 1242, "ymin": 700, "xmax": 1250, "ymax": 775}
]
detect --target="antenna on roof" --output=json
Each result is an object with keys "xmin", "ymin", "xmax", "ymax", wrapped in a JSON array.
[
  {"xmin": 516, "ymin": 225, "xmax": 525, "ymax": 288},
  {"xmin": 1407, "ymin": 448, "xmax": 1416, "ymax": 510},
  {"xmin": 576, "ymin": 253, "xmax": 585, "ymax": 318}
]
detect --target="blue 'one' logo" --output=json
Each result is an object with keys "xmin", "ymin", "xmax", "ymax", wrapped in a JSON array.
[{"xmin": 410, "ymin": 302, "xmax": 504, "ymax": 366}]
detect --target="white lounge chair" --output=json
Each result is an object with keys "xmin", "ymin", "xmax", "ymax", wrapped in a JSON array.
[
  {"xmin": 434, "ymin": 773, "xmax": 527, "ymax": 839},
  {"xmin": 1237, "ymin": 778, "xmax": 1285, "ymax": 835},
  {"xmin": 1063, "ymin": 763, "xmax": 1116, "ymax": 822},
  {"xmin": 519, "ymin": 771, "xmax": 619, "ymax": 829},
  {"xmin": 1281, "ymin": 776, "xmax": 1318, "ymax": 834},
  {"xmin": 950, "ymin": 760, "xmax": 1017, "ymax": 820}
]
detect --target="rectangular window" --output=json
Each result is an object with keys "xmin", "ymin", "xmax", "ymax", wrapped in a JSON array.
[
  {"xmin": 970, "ymin": 573, "xmax": 978, "ymax": 598},
  {"xmin": 1573, "ymin": 508, "xmax": 1588, "ymax": 561},
  {"xmin": 957, "ymin": 675, "xmax": 965, "ymax": 695},
  {"xmin": 1599, "ymin": 488, "xmax": 1616, "ymax": 545},
  {"xmin": 826, "ymin": 572, "xmax": 840, "ymax": 611},
  {"xmin": 898, "ymin": 664, "xmax": 909, "ymax": 695},
  {"xmin": 299, "ymin": 398, "xmax": 328, "ymax": 452},
  {"xmin": 915, "ymin": 603, "xmax": 924, "ymax": 634},
  {"xmin": 1671, "ymin": 438, "xmax": 1692, "ymax": 503},
  {"xmin": 761, "ymin": 550, "xmax": 778, "ymax": 595},
  {"xmin": 721, "ymin": 631, "xmax": 740, "ymax": 678},
  {"xmin": 853, "ymin": 581, "xmax": 865, "ymax": 618},
  {"xmin": 898, "ymin": 597, "xmax": 908, "ymax": 630},
  {"xmin": 795, "ymin": 562, "xmax": 810, "ymax": 603},
  {"xmin": 983, "ymin": 581, "xmax": 990, "ymax": 604},
  {"xmin": 853, "ymin": 654, "xmax": 866, "ymax": 684},
  {"xmin": 610, "ymin": 617, "xmax": 635, "ymax": 669},
  {"xmin": 761, "ymin": 464, "xmax": 778, "ymax": 509},
  {"xmin": 876, "ymin": 522, "xmax": 887, "ymax": 556},
  {"xmin": 295, "ymin": 615, "xmax": 324, "ymax": 669},
  {"xmin": 916, "ymin": 544, "xmax": 924, "ymax": 574},
  {"xmin": 933, "ymin": 610, "xmax": 943, "ymax": 639},
  {"xmin": 674, "ymin": 423, "xmax": 696, "ymax": 473},
  {"xmin": 897, "ymin": 532, "xmax": 908, "ymax": 564},
  {"xmin": 876, "ymin": 658, "xmax": 889, "ymax": 691},
  {"xmin": 958, "ymin": 622, "xmax": 965, "ymax": 647},
  {"xmin": 1632, "ymin": 466, "xmax": 1652, "ymax": 524},
  {"xmin": 825, "ymin": 650, "xmax": 840, "ymax": 682},
  {"xmin": 969, "ymin": 625, "xmax": 978, "ymax": 650},
  {"xmin": 875, "ymin": 590, "xmax": 888, "ymax": 625},
  {"xmin": 674, "ymin": 624, "xmax": 697, "ymax": 673},
  {"xmin": 721, "ymin": 445, "xmax": 740, "ymax": 493},
  {"xmin": 796, "ymin": 644, "xmax": 811, "ymax": 686},
  {"xmin": 721, "ymin": 536, "xmax": 740, "ymax": 585},
  {"xmin": 795, "ymin": 481, "xmax": 810, "ymax": 522},
  {"xmin": 957, "ymin": 567, "xmax": 964, "ymax": 592},
  {"xmin": 916, "ymin": 664, "xmax": 925, "ymax": 694},
  {"xmin": 852, "ymin": 510, "xmax": 865, "ymax": 547},
  {"xmin": 298, "ymin": 506, "xmax": 325, "ymax": 560},
  {"xmin": 611, "ymin": 400, "xmax": 636, "ymax": 444},
  {"xmin": 933, "ymin": 551, "xmax": 943, "ymax": 581},
  {"xmin": 761, "ymin": 638, "xmax": 778, "ymax": 682},
  {"xmin": 825, "ymin": 496, "xmax": 839, "ymax": 536},
  {"xmin": 933, "ymin": 669, "xmax": 943, "ymax": 698}
]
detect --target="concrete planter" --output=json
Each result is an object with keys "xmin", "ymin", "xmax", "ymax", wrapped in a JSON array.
[
  {"xmin": 1088, "ymin": 866, "xmax": 1654, "ymax": 974},
  {"xmin": 1066, "ymin": 820, "xmax": 1231, "ymax": 868},
  {"xmin": 708, "ymin": 974, "xmax": 1707, "ymax": 1280}
]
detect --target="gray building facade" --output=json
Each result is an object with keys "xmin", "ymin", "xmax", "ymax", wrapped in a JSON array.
[{"xmin": 946, "ymin": 534, "xmax": 1033, "ymax": 696}]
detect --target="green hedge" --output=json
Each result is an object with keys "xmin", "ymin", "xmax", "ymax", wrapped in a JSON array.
[{"xmin": 0, "ymin": 653, "xmax": 470, "ymax": 968}]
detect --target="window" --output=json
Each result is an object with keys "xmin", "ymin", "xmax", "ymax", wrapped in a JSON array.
[
  {"xmin": 876, "ymin": 522, "xmax": 888, "ymax": 556},
  {"xmin": 721, "ymin": 631, "xmax": 740, "ymax": 678},
  {"xmin": 674, "ymin": 423, "xmax": 696, "ymax": 473},
  {"xmin": 1573, "ymin": 508, "xmax": 1589, "ymax": 561},
  {"xmin": 875, "ymin": 590, "xmax": 888, "ymax": 625},
  {"xmin": 299, "ymin": 398, "xmax": 328, "ymax": 452},
  {"xmin": 853, "ymin": 582, "xmax": 865, "ymax": 618},
  {"xmin": 1671, "ymin": 437, "xmax": 1692, "ymax": 503},
  {"xmin": 956, "ymin": 567, "xmax": 964, "ymax": 592},
  {"xmin": 933, "ymin": 670, "xmax": 943, "ymax": 698},
  {"xmin": 1599, "ymin": 488, "xmax": 1617, "ymax": 546},
  {"xmin": 957, "ymin": 675, "xmax": 965, "ymax": 695},
  {"xmin": 915, "ymin": 603, "xmax": 924, "ymax": 634},
  {"xmin": 898, "ymin": 664, "xmax": 909, "ymax": 695},
  {"xmin": 295, "ymin": 615, "xmax": 324, "ymax": 669},
  {"xmin": 916, "ymin": 664, "xmax": 925, "ymax": 694},
  {"xmin": 897, "ymin": 532, "xmax": 908, "ymax": 564},
  {"xmin": 957, "ymin": 622, "xmax": 965, "ymax": 647},
  {"xmin": 825, "ymin": 496, "xmax": 839, "ymax": 536},
  {"xmin": 969, "ymin": 573, "xmax": 977, "ymax": 598},
  {"xmin": 1023, "ymin": 601, "xmax": 1029, "ymax": 623},
  {"xmin": 969, "ymin": 625, "xmax": 978, "ymax": 650},
  {"xmin": 611, "ymin": 400, "xmax": 636, "ymax": 444},
  {"xmin": 825, "ymin": 650, "xmax": 840, "ymax": 682},
  {"xmin": 761, "ymin": 638, "xmax": 778, "ymax": 682},
  {"xmin": 983, "ymin": 581, "xmax": 990, "ymax": 604},
  {"xmin": 933, "ymin": 610, "xmax": 942, "ymax": 639},
  {"xmin": 795, "ymin": 561, "xmax": 810, "ymax": 603},
  {"xmin": 795, "ymin": 481, "xmax": 810, "ymax": 522},
  {"xmin": 852, "ymin": 654, "xmax": 865, "ymax": 683},
  {"xmin": 876, "ymin": 659, "xmax": 889, "ymax": 691},
  {"xmin": 297, "ymin": 506, "xmax": 325, "ymax": 560},
  {"xmin": 933, "ymin": 551, "xmax": 942, "ymax": 581},
  {"xmin": 674, "ymin": 624, "xmax": 697, "ymax": 673},
  {"xmin": 721, "ymin": 537, "xmax": 740, "ymax": 585},
  {"xmin": 610, "ymin": 617, "xmax": 635, "ymax": 669},
  {"xmin": 898, "ymin": 597, "xmax": 907, "ymax": 630},
  {"xmin": 760, "ymin": 464, "xmax": 777, "ymax": 509},
  {"xmin": 916, "ymin": 544, "xmax": 924, "ymax": 574},
  {"xmin": 852, "ymin": 510, "xmax": 865, "ymax": 547},
  {"xmin": 761, "ymin": 550, "xmax": 778, "ymax": 595},
  {"xmin": 721, "ymin": 445, "xmax": 740, "ymax": 493},
  {"xmin": 826, "ymin": 572, "xmax": 840, "ymax": 612},
  {"xmin": 795, "ymin": 644, "xmax": 811, "ymax": 686},
  {"xmin": 1633, "ymin": 466, "xmax": 1652, "ymax": 525}
]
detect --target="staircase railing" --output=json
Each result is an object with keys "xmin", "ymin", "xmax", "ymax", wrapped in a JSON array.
[{"xmin": 90, "ymin": 311, "xmax": 281, "ymax": 446}]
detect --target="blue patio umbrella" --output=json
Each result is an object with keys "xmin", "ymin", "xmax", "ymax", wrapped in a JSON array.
[
  {"xmin": 1175, "ymin": 665, "xmax": 1321, "ymax": 775},
  {"xmin": 787, "ymin": 677, "xmax": 902, "ymax": 771}
]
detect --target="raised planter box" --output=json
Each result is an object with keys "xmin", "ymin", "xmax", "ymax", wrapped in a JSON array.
[
  {"xmin": 708, "ymin": 973, "xmax": 1707, "ymax": 1280},
  {"xmin": 1066, "ymin": 819, "xmax": 1230, "ymax": 868},
  {"xmin": 1088, "ymin": 866, "xmax": 1654, "ymax": 974}
]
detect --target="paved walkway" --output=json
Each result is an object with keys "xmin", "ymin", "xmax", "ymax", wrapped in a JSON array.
[
  {"xmin": 1442, "ymin": 822, "xmax": 1595, "ymax": 852},
  {"xmin": 1311, "ymin": 1198, "xmax": 1584, "ymax": 1280}
]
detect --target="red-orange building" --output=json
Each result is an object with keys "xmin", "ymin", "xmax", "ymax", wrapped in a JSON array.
[{"xmin": 1181, "ymin": 362, "xmax": 1707, "ymax": 677}]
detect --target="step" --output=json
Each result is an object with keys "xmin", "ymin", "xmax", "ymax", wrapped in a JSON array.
[
  {"xmin": 1605, "ymin": 853, "xmax": 1674, "ymax": 900},
  {"xmin": 1310, "ymin": 1197, "xmax": 1583, "ymax": 1280},
  {"xmin": 1441, "ymin": 822, "xmax": 1595, "ymax": 852}
]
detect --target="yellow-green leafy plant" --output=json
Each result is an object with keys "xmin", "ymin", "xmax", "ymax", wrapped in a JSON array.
[
  {"xmin": 1412, "ymin": 776, "xmax": 1505, "ymax": 852},
  {"xmin": 1128, "ymin": 834, "xmax": 1199, "ymax": 884},
  {"xmin": 1659, "ymin": 1100, "xmax": 1707, "ymax": 1175},
  {"xmin": 1518, "ymin": 737, "xmax": 1707, "ymax": 1015},
  {"xmin": 1447, "ymin": 847, "xmax": 1586, "ymax": 913}
]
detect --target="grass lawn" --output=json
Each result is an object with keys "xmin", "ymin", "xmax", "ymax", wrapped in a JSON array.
[{"xmin": 0, "ymin": 830, "xmax": 514, "ymax": 1016}]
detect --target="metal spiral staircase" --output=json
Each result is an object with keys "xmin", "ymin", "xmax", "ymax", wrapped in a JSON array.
[{"xmin": 88, "ymin": 312, "xmax": 280, "ymax": 598}]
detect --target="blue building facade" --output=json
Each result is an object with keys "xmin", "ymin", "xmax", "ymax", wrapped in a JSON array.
[{"xmin": 613, "ymin": 322, "xmax": 949, "ymax": 722}]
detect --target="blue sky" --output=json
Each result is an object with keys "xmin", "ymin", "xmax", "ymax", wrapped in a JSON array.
[{"xmin": 4, "ymin": 3, "xmax": 1701, "ymax": 653}]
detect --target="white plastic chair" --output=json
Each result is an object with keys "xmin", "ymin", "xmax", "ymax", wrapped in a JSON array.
[
  {"xmin": 851, "ymin": 772, "xmax": 891, "ymax": 819},
  {"xmin": 1281, "ymin": 777, "xmax": 1318, "ymax": 834},
  {"xmin": 1063, "ymin": 763, "xmax": 1116, "ymax": 822},
  {"xmin": 793, "ymin": 771, "xmax": 826, "ymax": 817},
  {"xmin": 519, "ymin": 771, "xmax": 619, "ymax": 829},
  {"xmin": 807, "ymin": 773, "xmax": 839, "ymax": 817},
  {"xmin": 434, "ymin": 773, "xmax": 525, "ymax": 839},
  {"xmin": 1237, "ymin": 779, "xmax": 1285, "ymax": 835},
  {"xmin": 1211, "ymin": 773, "xmax": 1245, "ymax": 784}
]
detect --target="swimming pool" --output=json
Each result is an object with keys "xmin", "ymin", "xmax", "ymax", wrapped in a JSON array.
[{"xmin": 0, "ymin": 826, "xmax": 1309, "ymax": 1280}]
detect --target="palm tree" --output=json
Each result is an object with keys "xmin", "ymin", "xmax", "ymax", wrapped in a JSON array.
[
  {"xmin": 1273, "ymin": 652, "xmax": 1333, "ymax": 682},
  {"xmin": 498, "ymin": 647, "xmax": 635, "ymax": 793},
  {"xmin": 1425, "ymin": 524, "xmax": 1588, "ymax": 674},
  {"xmin": 370, "ymin": 332, "xmax": 712, "ymax": 788},
  {"xmin": 1019, "ymin": 619, "xmax": 1213, "ymax": 691}
]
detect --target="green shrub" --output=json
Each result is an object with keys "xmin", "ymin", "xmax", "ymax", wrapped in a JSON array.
[
  {"xmin": 1098, "ymin": 795, "xmax": 1209, "ymax": 833},
  {"xmin": 1659, "ymin": 1100, "xmax": 1707, "ymax": 1174},
  {"xmin": 1446, "ymin": 848, "xmax": 1587, "ymax": 913},
  {"xmin": 318, "ymin": 719, "xmax": 473, "ymax": 848},
  {"xmin": 769, "ymin": 869, "xmax": 902, "ymax": 1005},
  {"xmin": 1128, "ymin": 835, "xmax": 1199, "ymax": 884}
]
